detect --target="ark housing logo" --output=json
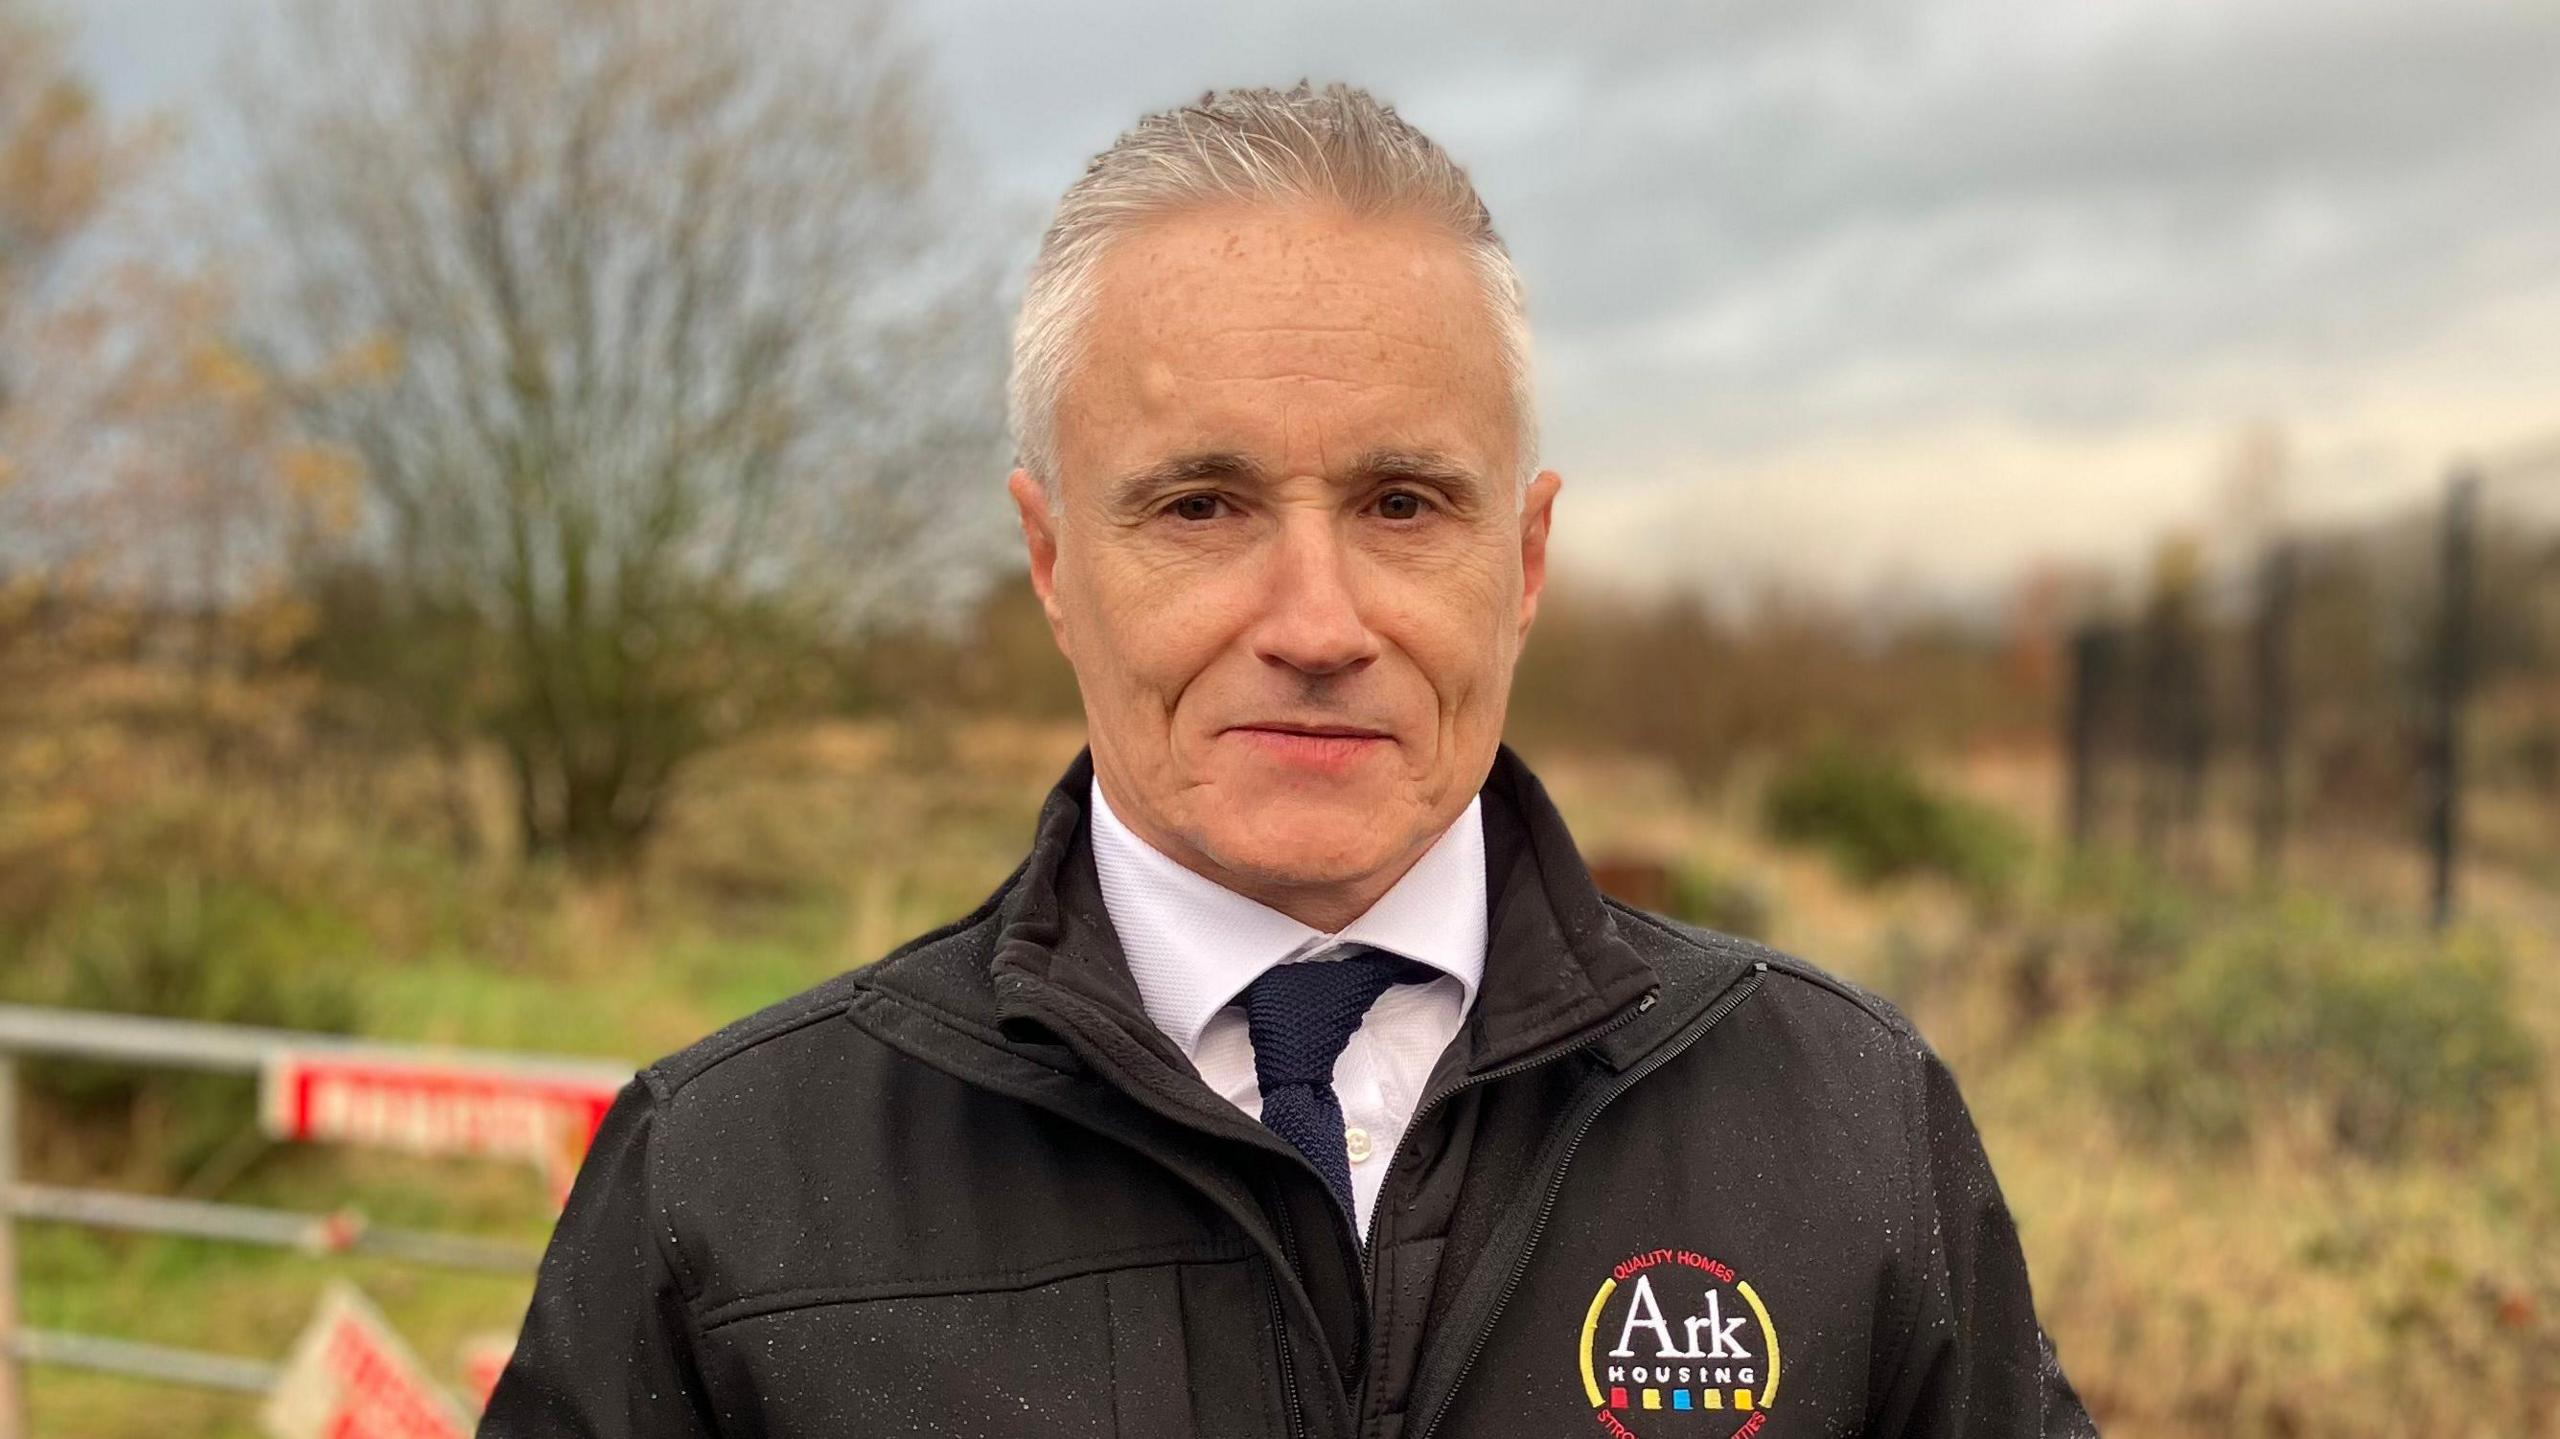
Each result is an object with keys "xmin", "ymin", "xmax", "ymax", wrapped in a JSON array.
[{"xmin": 1576, "ymin": 1247, "xmax": 1781, "ymax": 1438}]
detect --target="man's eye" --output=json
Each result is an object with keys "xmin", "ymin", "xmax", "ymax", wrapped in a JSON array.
[
  {"xmin": 1376, "ymin": 489, "xmax": 1429, "ymax": 521},
  {"xmin": 1170, "ymin": 493, "xmax": 1225, "ymax": 522}
]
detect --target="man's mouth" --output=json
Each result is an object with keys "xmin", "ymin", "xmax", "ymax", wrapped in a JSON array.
[
  {"xmin": 1232, "ymin": 723, "xmax": 1390, "ymax": 739},
  {"xmin": 1224, "ymin": 723, "xmax": 1393, "ymax": 772}
]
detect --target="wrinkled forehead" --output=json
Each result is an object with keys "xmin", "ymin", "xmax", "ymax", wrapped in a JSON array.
[{"xmin": 1052, "ymin": 200, "xmax": 1517, "ymax": 496}]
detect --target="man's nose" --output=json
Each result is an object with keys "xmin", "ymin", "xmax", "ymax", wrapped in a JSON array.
[{"xmin": 1250, "ymin": 510, "xmax": 1379, "ymax": 677}]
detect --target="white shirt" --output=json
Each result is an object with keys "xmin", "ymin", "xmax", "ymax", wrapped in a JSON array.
[{"xmin": 1088, "ymin": 777, "xmax": 1487, "ymax": 1239}]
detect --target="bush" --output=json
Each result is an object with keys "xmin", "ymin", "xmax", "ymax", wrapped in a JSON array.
[
  {"xmin": 1665, "ymin": 862, "xmax": 1773, "ymax": 941},
  {"xmin": 5, "ymin": 873, "xmax": 366, "ymax": 1182},
  {"xmin": 2084, "ymin": 897, "xmax": 2539, "ymax": 1156},
  {"xmin": 45, "ymin": 875, "xmax": 366, "ymax": 1029},
  {"xmin": 1762, "ymin": 743, "xmax": 2026, "ymax": 898}
]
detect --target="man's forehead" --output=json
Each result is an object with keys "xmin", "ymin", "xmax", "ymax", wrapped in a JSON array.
[
  {"xmin": 1093, "ymin": 201, "xmax": 1487, "ymax": 343},
  {"xmin": 1057, "ymin": 200, "xmax": 1514, "ymax": 485}
]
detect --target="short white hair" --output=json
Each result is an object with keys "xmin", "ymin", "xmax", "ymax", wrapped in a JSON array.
[{"xmin": 1008, "ymin": 82, "xmax": 1537, "ymax": 500}]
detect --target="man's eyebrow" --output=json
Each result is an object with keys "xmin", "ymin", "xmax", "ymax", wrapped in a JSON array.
[
  {"xmin": 1105, "ymin": 452, "xmax": 1263, "ymax": 508},
  {"xmin": 1104, "ymin": 448, "xmax": 1489, "ymax": 509},
  {"xmin": 1352, "ymin": 448, "xmax": 1489, "ymax": 497}
]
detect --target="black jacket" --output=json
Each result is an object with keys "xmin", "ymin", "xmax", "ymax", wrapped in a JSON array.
[{"xmin": 481, "ymin": 746, "xmax": 2095, "ymax": 1439}]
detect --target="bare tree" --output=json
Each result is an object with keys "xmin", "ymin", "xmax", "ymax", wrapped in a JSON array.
[
  {"xmin": 0, "ymin": 0, "xmax": 141, "ymax": 532},
  {"xmin": 0, "ymin": 0, "xmax": 200, "ymax": 667},
  {"xmin": 236, "ymin": 0, "xmax": 1008, "ymax": 865}
]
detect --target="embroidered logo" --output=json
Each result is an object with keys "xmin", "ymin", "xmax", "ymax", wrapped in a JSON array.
[{"xmin": 1577, "ymin": 1248, "xmax": 1781, "ymax": 1437}]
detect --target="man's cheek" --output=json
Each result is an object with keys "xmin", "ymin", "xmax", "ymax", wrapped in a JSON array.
[
  {"xmin": 1101, "ymin": 625, "xmax": 1216, "ymax": 731},
  {"xmin": 1385, "ymin": 599, "xmax": 1500, "ymax": 692}
]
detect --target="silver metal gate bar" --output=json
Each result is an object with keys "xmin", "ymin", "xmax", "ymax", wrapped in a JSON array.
[
  {"xmin": 0, "ymin": 1004, "xmax": 628, "ymax": 1435},
  {"xmin": 9, "ymin": 1330, "xmax": 279, "ymax": 1395},
  {"xmin": 0, "ymin": 1007, "xmax": 627, "ymax": 1087},
  {"xmin": 8, "ymin": 1185, "xmax": 540, "ymax": 1274}
]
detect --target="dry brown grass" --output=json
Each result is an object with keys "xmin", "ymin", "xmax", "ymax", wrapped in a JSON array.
[
  {"xmin": 1533, "ymin": 742, "xmax": 2559, "ymax": 1437},
  {"xmin": 5, "ymin": 699, "xmax": 2554, "ymax": 1436}
]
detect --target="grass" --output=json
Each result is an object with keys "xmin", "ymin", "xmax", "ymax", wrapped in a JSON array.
[
  {"xmin": 1983, "ymin": 1065, "xmax": 2557, "ymax": 1434},
  {"xmin": 4, "ymin": 703, "xmax": 2556, "ymax": 1437}
]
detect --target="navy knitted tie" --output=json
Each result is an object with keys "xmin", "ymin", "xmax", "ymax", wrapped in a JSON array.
[{"xmin": 1238, "ymin": 945, "xmax": 1436, "ymax": 1220}]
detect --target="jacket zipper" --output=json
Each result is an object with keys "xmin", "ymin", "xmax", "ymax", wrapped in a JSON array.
[
  {"xmin": 1407, "ymin": 964, "xmax": 1766, "ymax": 1439},
  {"xmin": 1359, "ymin": 981, "xmax": 1666, "ymax": 1293},
  {"xmin": 1310, "ymin": 983, "xmax": 1668, "ymax": 1425},
  {"xmin": 1260, "ymin": 1244, "xmax": 1310, "ymax": 1439},
  {"xmin": 1346, "ymin": 976, "xmax": 1664, "ymax": 1414}
]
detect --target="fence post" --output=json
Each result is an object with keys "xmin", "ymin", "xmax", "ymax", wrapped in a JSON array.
[
  {"xmin": 2252, "ymin": 540, "xmax": 2297, "ymax": 885},
  {"xmin": 1, "ymin": 1053, "xmax": 25, "ymax": 1439},
  {"xmin": 2065, "ymin": 621, "xmax": 2119, "ymax": 852},
  {"xmin": 2134, "ymin": 578, "xmax": 2207, "ymax": 874},
  {"xmin": 2427, "ymin": 468, "xmax": 2480, "ymax": 930}
]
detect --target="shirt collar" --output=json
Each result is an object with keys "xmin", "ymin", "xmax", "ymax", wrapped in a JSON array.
[{"xmin": 1088, "ymin": 775, "xmax": 1488, "ymax": 1061}]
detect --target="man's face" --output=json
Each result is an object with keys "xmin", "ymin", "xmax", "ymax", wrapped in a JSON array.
[{"xmin": 1010, "ymin": 200, "xmax": 1560, "ymax": 917}]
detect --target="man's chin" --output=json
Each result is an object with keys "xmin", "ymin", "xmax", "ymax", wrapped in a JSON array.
[{"xmin": 1198, "ymin": 785, "xmax": 1418, "ymax": 890}]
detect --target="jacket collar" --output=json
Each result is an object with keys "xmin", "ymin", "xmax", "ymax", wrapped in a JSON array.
[{"xmin": 988, "ymin": 743, "xmax": 1660, "ymax": 1076}]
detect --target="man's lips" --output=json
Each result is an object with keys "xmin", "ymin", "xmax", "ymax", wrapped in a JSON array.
[
  {"xmin": 1228, "ymin": 723, "xmax": 1391, "ymax": 740},
  {"xmin": 1223, "ymin": 724, "xmax": 1394, "ymax": 773}
]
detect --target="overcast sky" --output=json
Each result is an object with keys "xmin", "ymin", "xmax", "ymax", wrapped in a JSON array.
[{"xmin": 70, "ymin": 0, "xmax": 2560, "ymax": 608}]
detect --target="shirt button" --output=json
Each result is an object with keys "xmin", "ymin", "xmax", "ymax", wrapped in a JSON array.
[{"xmin": 1344, "ymin": 1126, "xmax": 1373, "ymax": 1163}]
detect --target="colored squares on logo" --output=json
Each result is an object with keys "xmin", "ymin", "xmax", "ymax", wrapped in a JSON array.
[{"xmin": 1590, "ymin": 1381, "xmax": 1760, "ymax": 1412}]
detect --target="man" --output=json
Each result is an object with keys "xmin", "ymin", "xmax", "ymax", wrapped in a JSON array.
[{"xmin": 482, "ymin": 83, "xmax": 2094, "ymax": 1438}]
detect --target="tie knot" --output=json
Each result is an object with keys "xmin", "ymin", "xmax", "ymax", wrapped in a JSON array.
[{"xmin": 1237, "ymin": 946, "xmax": 1436, "ymax": 1090}]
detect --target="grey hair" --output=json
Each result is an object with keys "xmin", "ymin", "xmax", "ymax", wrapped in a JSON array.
[{"xmin": 1007, "ymin": 82, "xmax": 1538, "ymax": 502}]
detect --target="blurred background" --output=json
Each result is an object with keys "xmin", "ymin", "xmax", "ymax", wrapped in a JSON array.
[{"xmin": 2, "ymin": 0, "xmax": 2555, "ymax": 1434}]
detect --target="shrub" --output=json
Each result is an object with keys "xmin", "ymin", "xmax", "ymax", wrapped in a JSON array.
[
  {"xmin": 6, "ymin": 873, "xmax": 366, "ymax": 1183},
  {"xmin": 1762, "ymin": 743, "xmax": 2026, "ymax": 898},
  {"xmin": 1665, "ymin": 862, "xmax": 1773, "ymax": 941},
  {"xmin": 2084, "ymin": 897, "xmax": 2539, "ymax": 1156}
]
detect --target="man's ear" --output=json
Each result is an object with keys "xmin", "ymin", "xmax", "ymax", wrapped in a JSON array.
[
  {"xmin": 1008, "ymin": 467, "xmax": 1074, "ymax": 659},
  {"xmin": 1517, "ymin": 468, "xmax": 1562, "ymax": 642}
]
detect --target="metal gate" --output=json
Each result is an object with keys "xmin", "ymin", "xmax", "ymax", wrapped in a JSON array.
[{"xmin": 0, "ymin": 1004, "xmax": 629, "ymax": 1438}]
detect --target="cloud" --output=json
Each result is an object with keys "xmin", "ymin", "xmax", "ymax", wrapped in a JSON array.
[{"xmin": 73, "ymin": 0, "xmax": 2560, "ymax": 601}]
